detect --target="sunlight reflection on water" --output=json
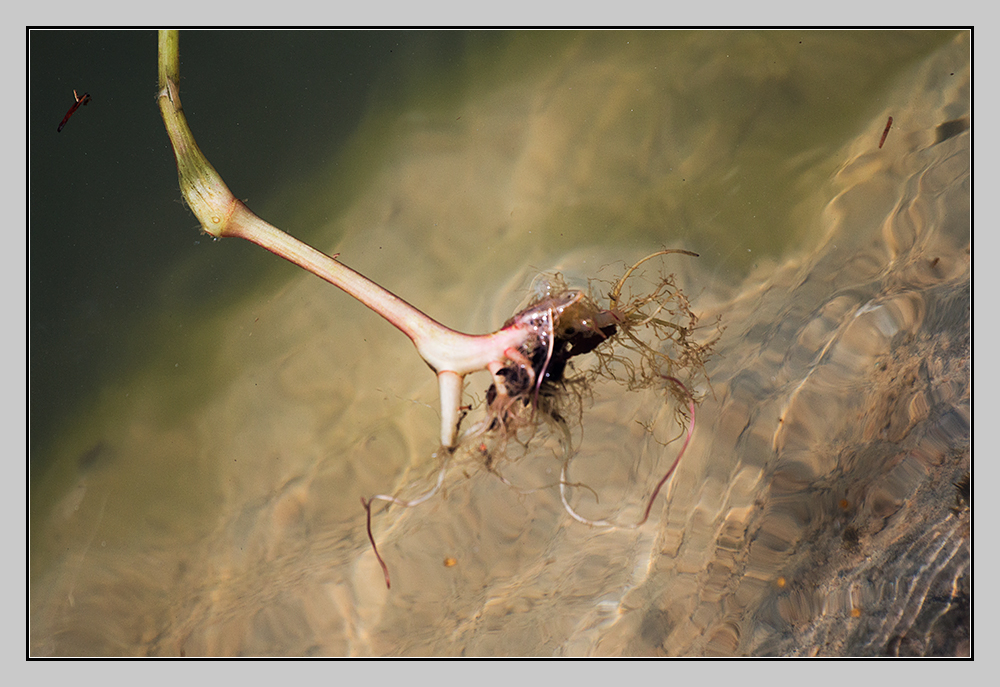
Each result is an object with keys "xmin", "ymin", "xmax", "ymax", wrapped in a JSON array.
[{"xmin": 30, "ymin": 31, "xmax": 969, "ymax": 656}]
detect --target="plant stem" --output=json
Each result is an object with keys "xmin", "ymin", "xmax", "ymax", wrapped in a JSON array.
[{"xmin": 157, "ymin": 30, "xmax": 530, "ymax": 447}]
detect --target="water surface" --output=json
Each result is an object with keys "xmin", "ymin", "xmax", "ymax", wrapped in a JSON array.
[{"xmin": 29, "ymin": 30, "xmax": 970, "ymax": 656}]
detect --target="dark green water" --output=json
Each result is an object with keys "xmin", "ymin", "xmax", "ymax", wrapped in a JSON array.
[{"xmin": 30, "ymin": 30, "xmax": 512, "ymax": 467}]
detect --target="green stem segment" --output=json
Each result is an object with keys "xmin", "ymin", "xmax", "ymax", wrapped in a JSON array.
[{"xmin": 157, "ymin": 30, "xmax": 530, "ymax": 447}]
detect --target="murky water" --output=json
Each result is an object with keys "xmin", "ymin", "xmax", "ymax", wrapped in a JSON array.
[{"xmin": 29, "ymin": 31, "xmax": 969, "ymax": 656}]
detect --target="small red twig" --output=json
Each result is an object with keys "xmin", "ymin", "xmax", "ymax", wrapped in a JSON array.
[
  {"xmin": 879, "ymin": 116, "xmax": 893, "ymax": 149},
  {"xmin": 361, "ymin": 497, "xmax": 391, "ymax": 589},
  {"xmin": 57, "ymin": 89, "xmax": 91, "ymax": 133}
]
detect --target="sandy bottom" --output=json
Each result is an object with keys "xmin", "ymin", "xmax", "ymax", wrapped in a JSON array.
[{"xmin": 30, "ymin": 32, "xmax": 969, "ymax": 656}]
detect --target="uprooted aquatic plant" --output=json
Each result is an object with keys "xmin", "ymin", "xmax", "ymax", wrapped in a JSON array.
[{"xmin": 156, "ymin": 31, "xmax": 719, "ymax": 590}]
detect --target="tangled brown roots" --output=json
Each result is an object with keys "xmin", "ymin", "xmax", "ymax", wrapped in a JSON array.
[{"xmin": 363, "ymin": 249, "xmax": 722, "ymax": 587}]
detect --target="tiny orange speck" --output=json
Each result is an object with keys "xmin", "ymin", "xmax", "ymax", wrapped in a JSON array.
[
  {"xmin": 851, "ymin": 607, "xmax": 862, "ymax": 618},
  {"xmin": 838, "ymin": 499, "xmax": 850, "ymax": 510},
  {"xmin": 776, "ymin": 576, "xmax": 786, "ymax": 588},
  {"xmin": 444, "ymin": 557, "xmax": 457, "ymax": 567}
]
